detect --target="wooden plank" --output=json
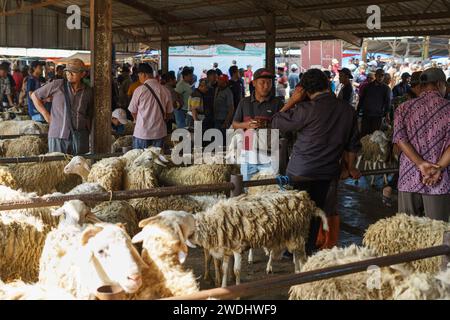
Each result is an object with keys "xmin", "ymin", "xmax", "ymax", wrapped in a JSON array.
[
  {"xmin": 90, "ymin": 0, "xmax": 112, "ymax": 154},
  {"xmin": 160, "ymin": 24, "xmax": 169, "ymax": 74},
  {"xmin": 0, "ymin": 0, "xmax": 59, "ymax": 16}
]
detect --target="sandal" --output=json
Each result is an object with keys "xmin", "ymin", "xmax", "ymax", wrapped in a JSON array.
[{"xmin": 382, "ymin": 194, "xmax": 392, "ymax": 208}]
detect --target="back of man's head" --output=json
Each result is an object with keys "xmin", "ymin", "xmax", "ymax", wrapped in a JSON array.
[
  {"xmin": 299, "ymin": 69, "xmax": 329, "ymax": 95},
  {"xmin": 229, "ymin": 65, "xmax": 238, "ymax": 77},
  {"xmin": 137, "ymin": 63, "xmax": 153, "ymax": 76},
  {"xmin": 206, "ymin": 69, "xmax": 217, "ymax": 77},
  {"xmin": 182, "ymin": 67, "xmax": 193, "ymax": 78}
]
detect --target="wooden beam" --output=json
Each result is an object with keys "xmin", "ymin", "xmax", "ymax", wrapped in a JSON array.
[
  {"xmin": 265, "ymin": 12, "xmax": 276, "ymax": 96},
  {"xmin": 115, "ymin": 0, "xmax": 245, "ymax": 50},
  {"xmin": 90, "ymin": 0, "xmax": 112, "ymax": 154},
  {"xmin": 0, "ymin": 0, "xmax": 59, "ymax": 16},
  {"xmin": 160, "ymin": 24, "xmax": 169, "ymax": 74}
]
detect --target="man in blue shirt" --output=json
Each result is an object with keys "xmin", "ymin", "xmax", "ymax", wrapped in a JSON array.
[
  {"xmin": 392, "ymin": 72, "xmax": 411, "ymax": 98},
  {"xmin": 27, "ymin": 61, "xmax": 46, "ymax": 122}
]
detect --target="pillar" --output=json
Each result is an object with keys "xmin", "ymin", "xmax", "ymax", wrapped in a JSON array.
[
  {"xmin": 90, "ymin": 0, "xmax": 112, "ymax": 153},
  {"xmin": 161, "ymin": 24, "xmax": 169, "ymax": 74},
  {"xmin": 265, "ymin": 13, "xmax": 276, "ymax": 74},
  {"xmin": 422, "ymin": 36, "xmax": 430, "ymax": 60},
  {"xmin": 361, "ymin": 38, "xmax": 368, "ymax": 63}
]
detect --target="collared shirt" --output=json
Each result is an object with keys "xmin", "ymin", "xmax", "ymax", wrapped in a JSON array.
[
  {"xmin": 0, "ymin": 76, "xmax": 11, "ymax": 102},
  {"xmin": 128, "ymin": 78, "xmax": 173, "ymax": 140},
  {"xmin": 34, "ymin": 79, "xmax": 93, "ymax": 139},
  {"xmin": 272, "ymin": 92, "xmax": 361, "ymax": 179},
  {"xmin": 234, "ymin": 94, "xmax": 283, "ymax": 164},
  {"xmin": 175, "ymin": 80, "xmax": 192, "ymax": 111},
  {"xmin": 214, "ymin": 87, "xmax": 234, "ymax": 121},
  {"xmin": 337, "ymin": 83, "xmax": 354, "ymax": 104},
  {"xmin": 26, "ymin": 76, "xmax": 43, "ymax": 117},
  {"xmin": 392, "ymin": 82, "xmax": 411, "ymax": 98},
  {"xmin": 393, "ymin": 90, "xmax": 450, "ymax": 195},
  {"xmin": 357, "ymin": 81, "xmax": 391, "ymax": 117}
]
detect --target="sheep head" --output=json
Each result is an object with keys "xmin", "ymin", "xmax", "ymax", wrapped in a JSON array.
[
  {"xmin": 52, "ymin": 200, "xmax": 102, "ymax": 226},
  {"xmin": 81, "ymin": 223, "xmax": 143, "ymax": 294},
  {"xmin": 132, "ymin": 210, "xmax": 196, "ymax": 264},
  {"xmin": 64, "ymin": 156, "xmax": 91, "ymax": 181}
]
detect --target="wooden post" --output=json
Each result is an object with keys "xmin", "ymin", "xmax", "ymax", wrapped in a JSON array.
[
  {"xmin": 443, "ymin": 231, "xmax": 450, "ymax": 271},
  {"xmin": 265, "ymin": 13, "xmax": 276, "ymax": 75},
  {"xmin": 160, "ymin": 24, "xmax": 169, "ymax": 74},
  {"xmin": 230, "ymin": 174, "xmax": 244, "ymax": 197},
  {"xmin": 279, "ymin": 138, "xmax": 288, "ymax": 176},
  {"xmin": 422, "ymin": 36, "xmax": 430, "ymax": 60},
  {"xmin": 90, "ymin": 0, "xmax": 112, "ymax": 154},
  {"xmin": 361, "ymin": 38, "xmax": 368, "ymax": 63}
]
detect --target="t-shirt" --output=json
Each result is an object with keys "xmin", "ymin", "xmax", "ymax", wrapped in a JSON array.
[
  {"xmin": 337, "ymin": 83, "xmax": 354, "ymax": 105},
  {"xmin": 188, "ymin": 89, "xmax": 205, "ymax": 121},
  {"xmin": 244, "ymin": 70, "xmax": 253, "ymax": 83},
  {"xmin": 26, "ymin": 76, "xmax": 42, "ymax": 117},
  {"xmin": 214, "ymin": 87, "xmax": 234, "ymax": 121},
  {"xmin": 175, "ymin": 80, "xmax": 193, "ymax": 111},
  {"xmin": 288, "ymin": 73, "xmax": 300, "ymax": 91}
]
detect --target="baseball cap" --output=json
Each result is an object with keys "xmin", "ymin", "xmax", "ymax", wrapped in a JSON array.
[
  {"xmin": 218, "ymin": 74, "xmax": 229, "ymax": 82},
  {"xmin": 420, "ymin": 67, "xmax": 446, "ymax": 84},
  {"xmin": 64, "ymin": 58, "xmax": 87, "ymax": 73},
  {"xmin": 338, "ymin": 67, "xmax": 354, "ymax": 79},
  {"xmin": 253, "ymin": 68, "xmax": 275, "ymax": 80},
  {"xmin": 112, "ymin": 108, "xmax": 128, "ymax": 125}
]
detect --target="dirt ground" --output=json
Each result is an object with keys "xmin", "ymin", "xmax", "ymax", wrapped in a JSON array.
[{"xmin": 183, "ymin": 175, "xmax": 398, "ymax": 299}]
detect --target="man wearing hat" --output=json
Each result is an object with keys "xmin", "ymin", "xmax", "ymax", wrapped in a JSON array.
[
  {"xmin": 0, "ymin": 63, "xmax": 14, "ymax": 110},
  {"xmin": 392, "ymin": 72, "xmax": 411, "ymax": 98},
  {"xmin": 232, "ymin": 68, "xmax": 284, "ymax": 180},
  {"xmin": 213, "ymin": 74, "xmax": 234, "ymax": 140},
  {"xmin": 31, "ymin": 58, "xmax": 93, "ymax": 155},
  {"xmin": 111, "ymin": 108, "xmax": 129, "ymax": 135},
  {"xmin": 393, "ymin": 68, "xmax": 450, "ymax": 221},
  {"xmin": 288, "ymin": 64, "xmax": 300, "ymax": 97},
  {"xmin": 337, "ymin": 67, "xmax": 354, "ymax": 104}
]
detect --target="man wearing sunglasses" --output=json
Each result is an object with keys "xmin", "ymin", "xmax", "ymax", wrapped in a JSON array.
[{"xmin": 31, "ymin": 58, "xmax": 93, "ymax": 155}]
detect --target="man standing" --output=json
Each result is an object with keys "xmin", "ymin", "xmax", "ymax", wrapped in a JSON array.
[
  {"xmin": 27, "ymin": 61, "xmax": 46, "ymax": 122},
  {"xmin": 272, "ymin": 69, "xmax": 361, "ymax": 253},
  {"xmin": 288, "ymin": 64, "xmax": 300, "ymax": 97},
  {"xmin": 393, "ymin": 68, "xmax": 450, "ymax": 221},
  {"xmin": 128, "ymin": 63, "xmax": 173, "ymax": 149},
  {"xmin": 392, "ymin": 72, "xmax": 411, "ymax": 98},
  {"xmin": 0, "ymin": 64, "xmax": 14, "ymax": 110},
  {"xmin": 229, "ymin": 65, "xmax": 244, "ymax": 115},
  {"xmin": 175, "ymin": 67, "xmax": 193, "ymax": 129},
  {"xmin": 55, "ymin": 65, "xmax": 65, "ymax": 80},
  {"xmin": 337, "ymin": 67, "xmax": 354, "ymax": 105},
  {"xmin": 244, "ymin": 65, "xmax": 253, "ymax": 95},
  {"xmin": 232, "ymin": 68, "xmax": 284, "ymax": 180},
  {"xmin": 213, "ymin": 62, "xmax": 223, "ymax": 76},
  {"xmin": 31, "ymin": 59, "xmax": 93, "ymax": 155},
  {"xmin": 203, "ymin": 69, "xmax": 218, "ymax": 131},
  {"xmin": 213, "ymin": 74, "xmax": 234, "ymax": 140},
  {"xmin": 357, "ymin": 68, "xmax": 391, "ymax": 136}
]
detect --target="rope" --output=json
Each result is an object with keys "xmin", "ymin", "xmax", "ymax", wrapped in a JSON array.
[
  {"xmin": 276, "ymin": 175, "xmax": 290, "ymax": 191},
  {"xmin": 108, "ymin": 190, "xmax": 113, "ymax": 202}
]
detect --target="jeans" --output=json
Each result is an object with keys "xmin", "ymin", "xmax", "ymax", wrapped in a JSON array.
[
  {"xmin": 240, "ymin": 162, "xmax": 273, "ymax": 182},
  {"xmin": 31, "ymin": 113, "xmax": 45, "ymax": 122},
  {"xmin": 132, "ymin": 136, "xmax": 164, "ymax": 149},
  {"xmin": 174, "ymin": 109, "xmax": 187, "ymax": 129},
  {"xmin": 48, "ymin": 130, "xmax": 90, "ymax": 155}
]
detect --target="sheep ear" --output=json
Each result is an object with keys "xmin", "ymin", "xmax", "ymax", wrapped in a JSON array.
[
  {"xmin": 81, "ymin": 226, "xmax": 103, "ymax": 246},
  {"xmin": 131, "ymin": 229, "xmax": 150, "ymax": 244},
  {"xmin": 138, "ymin": 217, "xmax": 158, "ymax": 228},
  {"xmin": 81, "ymin": 159, "xmax": 91, "ymax": 172},
  {"xmin": 116, "ymin": 223, "xmax": 127, "ymax": 231},
  {"xmin": 178, "ymin": 251, "xmax": 187, "ymax": 264},
  {"xmin": 85, "ymin": 212, "xmax": 102, "ymax": 224},
  {"xmin": 185, "ymin": 239, "xmax": 197, "ymax": 249},
  {"xmin": 51, "ymin": 207, "xmax": 65, "ymax": 217}
]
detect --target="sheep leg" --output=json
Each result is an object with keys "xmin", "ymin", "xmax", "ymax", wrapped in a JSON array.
[
  {"xmin": 214, "ymin": 258, "xmax": 222, "ymax": 287},
  {"xmin": 233, "ymin": 252, "xmax": 242, "ymax": 285},
  {"xmin": 293, "ymin": 250, "xmax": 305, "ymax": 274},
  {"xmin": 382, "ymin": 162, "xmax": 388, "ymax": 185},
  {"xmin": 266, "ymin": 250, "xmax": 274, "ymax": 274},
  {"xmin": 356, "ymin": 155, "xmax": 362, "ymax": 169},
  {"xmin": 247, "ymin": 249, "xmax": 253, "ymax": 265},
  {"xmin": 221, "ymin": 255, "xmax": 231, "ymax": 288},
  {"xmin": 203, "ymin": 249, "xmax": 212, "ymax": 282}
]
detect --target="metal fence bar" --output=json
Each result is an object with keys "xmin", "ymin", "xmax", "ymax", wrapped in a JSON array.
[
  {"xmin": 163, "ymin": 243, "xmax": 450, "ymax": 300},
  {"xmin": 0, "ymin": 153, "xmax": 124, "ymax": 164}
]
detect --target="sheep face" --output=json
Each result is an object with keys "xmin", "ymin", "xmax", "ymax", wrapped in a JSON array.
[
  {"xmin": 81, "ymin": 224, "xmax": 143, "ymax": 294},
  {"xmin": 52, "ymin": 200, "xmax": 101, "ymax": 226},
  {"xmin": 64, "ymin": 156, "xmax": 91, "ymax": 178}
]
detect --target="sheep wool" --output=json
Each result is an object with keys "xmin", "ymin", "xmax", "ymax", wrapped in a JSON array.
[
  {"xmin": 123, "ymin": 162, "xmax": 159, "ymax": 191},
  {"xmin": 0, "ymin": 153, "xmax": 81, "ymax": 195},
  {"xmin": 288, "ymin": 245, "xmax": 403, "ymax": 300},
  {"xmin": 247, "ymin": 172, "xmax": 282, "ymax": 195},
  {"xmin": 363, "ymin": 213, "xmax": 450, "ymax": 274},
  {"xmin": 92, "ymin": 201, "xmax": 139, "ymax": 236},
  {"xmin": 0, "ymin": 136, "xmax": 47, "ymax": 157},
  {"xmin": 0, "ymin": 280, "xmax": 75, "ymax": 300},
  {"xmin": 129, "ymin": 196, "xmax": 203, "ymax": 221},
  {"xmin": 0, "ymin": 212, "xmax": 51, "ymax": 283},
  {"xmin": 0, "ymin": 120, "xmax": 48, "ymax": 135},
  {"xmin": 111, "ymin": 135, "xmax": 133, "ymax": 153},
  {"xmin": 87, "ymin": 157, "xmax": 126, "ymax": 191},
  {"xmin": 359, "ymin": 134, "xmax": 386, "ymax": 162},
  {"xmin": 121, "ymin": 149, "xmax": 144, "ymax": 167}
]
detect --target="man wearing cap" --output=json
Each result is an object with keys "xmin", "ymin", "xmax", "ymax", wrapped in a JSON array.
[
  {"xmin": 393, "ymin": 68, "xmax": 450, "ymax": 221},
  {"xmin": 0, "ymin": 63, "xmax": 15, "ymax": 110},
  {"xmin": 175, "ymin": 67, "xmax": 193, "ymax": 129},
  {"xmin": 31, "ymin": 58, "xmax": 93, "ymax": 155},
  {"xmin": 232, "ymin": 68, "xmax": 284, "ymax": 180},
  {"xmin": 214, "ymin": 74, "xmax": 234, "ymax": 141},
  {"xmin": 128, "ymin": 63, "xmax": 173, "ymax": 149},
  {"xmin": 337, "ymin": 67, "xmax": 354, "ymax": 105},
  {"xmin": 111, "ymin": 108, "xmax": 128, "ymax": 135},
  {"xmin": 392, "ymin": 72, "xmax": 411, "ymax": 98},
  {"xmin": 288, "ymin": 64, "xmax": 300, "ymax": 97},
  {"xmin": 357, "ymin": 68, "xmax": 391, "ymax": 136},
  {"xmin": 26, "ymin": 61, "xmax": 46, "ymax": 122}
]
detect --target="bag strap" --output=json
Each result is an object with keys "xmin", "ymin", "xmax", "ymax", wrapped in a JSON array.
[
  {"xmin": 62, "ymin": 79, "xmax": 75, "ymax": 135},
  {"xmin": 144, "ymin": 83, "xmax": 165, "ymax": 119}
]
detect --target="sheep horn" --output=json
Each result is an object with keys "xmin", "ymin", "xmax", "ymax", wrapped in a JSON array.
[{"xmin": 185, "ymin": 239, "xmax": 197, "ymax": 249}]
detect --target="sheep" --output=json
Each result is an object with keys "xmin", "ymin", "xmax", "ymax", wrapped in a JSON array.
[
  {"xmin": 0, "ymin": 120, "xmax": 48, "ymax": 135},
  {"xmin": 246, "ymin": 171, "xmax": 283, "ymax": 195},
  {"xmin": 111, "ymin": 135, "xmax": 133, "ymax": 153},
  {"xmin": 38, "ymin": 222, "xmax": 144, "ymax": 300},
  {"xmin": 363, "ymin": 213, "xmax": 450, "ymax": 274},
  {"xmin": 0, "ymin": 135, "xmax": 47, "ymax": 157},
  {"xmin": 129, "ymin": 211, "xmax": 199, "ymax": 299},
  {"xmin": 64, "ymin": 155, "xmax": 126, "ymax": 191},
  {"xmin": 0, "ymin": 152, "xmax": 82, "ymax": 195},
  {"xmin": 186, "ymin": 191, "xmax": 329, "ymax": 287},
  {"xmin": 0, "ymin": 280, "xmax": 76, "ymax": 300},
  {"xmin": 91, "ymin": 201, "xmax": 139, "ymax": 237},
  {"xmin": 122, "ymin": 149, "xmax": 166, "ymax": 191}
]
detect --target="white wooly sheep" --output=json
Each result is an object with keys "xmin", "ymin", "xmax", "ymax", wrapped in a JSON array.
[
  {"xmin": 363, "ymin": 214, "xmax": 450, "ymax": 274},
  {"xmin": 0, "ymin": 280, "xmax": 76, "ymax": 300},
  {"xmin": 0, "ymin": 120, "xmax": 48, "ymax": 135},
  {"xmin": 38, "ymin": 222, "xmax": 144, "ymax": 300},
  {"xmin": 91, "ymin": 201, "xmax": 139, "ymax": 237},
  {"xmin": 111, "ymin": 135, "xmax": 133, "ymax": 153},
  {"xmin": 0, "ymin": 152, "xmax": 82, "ymax": 195},
  {"xmin": 186, "ymin": 191, "xmax": 328, "ymax": 287},
  {"xmin": 356, "ymin": 130, "xmax": 391, "ymax": 185},
  {"xmin": 128, "ymin": 211, "xmax": 199, "ymax": 299},
  {"xmin": 0, "ymin": 135, "xmax": 47, "ymax": 157}
]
